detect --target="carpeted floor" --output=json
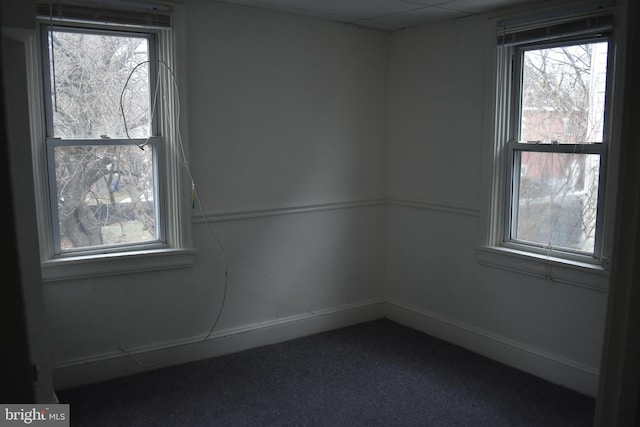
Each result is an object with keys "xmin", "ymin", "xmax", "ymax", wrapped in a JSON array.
[{"xmin": 56, "ymin": 319, "xmax": 595, "ymax": 426}]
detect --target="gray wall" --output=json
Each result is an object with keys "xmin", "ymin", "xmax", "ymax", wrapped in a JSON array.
[
  {"xmin": 385, "ymin": 15, "xmax": 608, "ymax": 396},
  {"xmin": 2, "ymin": 0, "xmax": 622, "ymax": 401},
  {"xmin": 45, "ymin": 0, "xmax": 389, "ymax": 389}
]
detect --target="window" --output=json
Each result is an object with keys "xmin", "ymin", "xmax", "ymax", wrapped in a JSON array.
[
  {"xmin": 31, "ymin": 2, "xmax": 192, "ymax": 278},
  {"xmin": 485, "ymin": 10, "xmax": 617, "ymax": 272},
  {"xmin": 43, "ymin": 26, "xmax": 163, "ymax": 254}
]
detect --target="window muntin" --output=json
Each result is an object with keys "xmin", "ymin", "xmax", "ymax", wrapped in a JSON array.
[
  {"xmin": 41, "ymin": 24, "xmax": 166, "ymax": 256},
  {"xmin": 504, "ymin": 35, "xmax": 612, "ymax": 260}
]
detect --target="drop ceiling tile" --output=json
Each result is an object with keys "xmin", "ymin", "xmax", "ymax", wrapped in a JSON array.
[
  {"xmin": 438, "ymin": 0, "xmax": 540, "ymax": 14},
  {"xmin": 367, "ymin": 6, "xmax": 468, "ymax": 30},
  {"xmin": 400, "ymin": 0, "xmax": 451, "ymax": 6},
  {"xmin": 219, "ymin": 0, "xmax": 555, "ymax": 31},
  {"xmin": 348, "ymin": 19, "xmax": 401, "ymax": 31},
  {"xmin": 227, "ymin": 0, "xmax": 427, "ymax": 20}
]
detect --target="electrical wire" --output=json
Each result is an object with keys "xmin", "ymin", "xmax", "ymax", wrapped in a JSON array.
[
  {"xmin": 119, "ymin": 58, "xmax": 229, "ymax": 368},
  {"xmin": 119, "ymin": 59, "xmax": 164, "ymax": 149}
]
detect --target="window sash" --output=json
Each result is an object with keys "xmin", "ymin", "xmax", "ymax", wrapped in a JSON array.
[
  {"xmin": 502, "ymin": 31, "xmax": 613, "ymax": 261},
  {"xmin": 46, "ymin": 137, "xmax": 167, "ymax": 256},
  {"xmin": 40, "ymin": 23, "xmax": 160, "ymax": 139},
  {"xmin": 510, "ymin": 36, "xmax": 611, "ymax": 146},
  {"xmin": 504, "ymin": 143, "xmax": 607, "ymax": 258}
]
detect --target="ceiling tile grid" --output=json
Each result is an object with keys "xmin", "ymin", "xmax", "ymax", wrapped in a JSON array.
[{"xmin": 218, "ymin": 0, "xmax": 552, "ymax": 31}]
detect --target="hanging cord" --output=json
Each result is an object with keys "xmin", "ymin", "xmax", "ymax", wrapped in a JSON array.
[
  {"xmin": 540, "ymin": 141, "xmax": 583, "ymax": 282},
  {"xmin": 540, "ymin": 46, "xmax": 590, "ymax": 263},
  {"xmin": 120, "ymin": 59, "xmax": 164, "ymax": 149},
  {"xmin": 119, "ymin": 59, "xmax": 229, "ymax": 368}
]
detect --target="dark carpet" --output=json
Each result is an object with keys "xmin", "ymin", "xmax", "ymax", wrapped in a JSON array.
[{"xmin": 56, "ymin": 319, "xmax": 595, "ymax": 426}]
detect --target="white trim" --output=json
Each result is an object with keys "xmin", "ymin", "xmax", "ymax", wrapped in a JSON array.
[
  {"xmin": 52, "ymin": 296, "xmax": 602, "ymax": 396},
  {"xmin": 25, "ymin": 31, "xmax": 56, "ymax": 262},
  {"xmin": 384, "ymin": 298, "xmax": 600, "ymax": 397},
  {"xmin": 478, "ymin": 4, "xmax": 621, "ymax": 279},
  {"xmin": 192, "ymin": 199, "xmax": 388, "ymax": 223},
  {"xmin": 42, "ymin": 199, "xmax": 385, "ymax": 280},
  {"xmin": 477, "ymin": 245, "xmax": 609, "ymax": 291},
  {"xmin": 196, "ymin": 198, "xmax": 608, "ymax": 291},
  {"xmin": 191, "ymin": 198, "xmax": 480, "ymax": 224},
  {"xmin": 41, "ymin": 248, "xmax": 196, "ymax": 282},
  {"xmin": 387, "ymin": 197, "xmax": 480, "ymax": 217},
  {"xmin": 192, "ymin": 198, "xmax": 479, "ymax": 224},
  {"xmin": 29, "ymin": 12, "xmax": 191, "ymax": 268},
  {"xmin": 51, "ymin": 298, "xmax": 385, "ymax": 390}
]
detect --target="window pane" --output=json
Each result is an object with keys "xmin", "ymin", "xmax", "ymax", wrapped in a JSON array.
[
  {"xmin": 520, "ymin": 42, "xmax": 608, "ymax": 144},
  {"xmin": 53, "ymin": 144, "xmax": 157, "ymax": 251},
  {"xmin": 514, "ymin": 152, "xmax": 599, "ymax": 253},
  {"xmin": 48, "ymin": 30, "xmax": 151, "ymax": 139}
]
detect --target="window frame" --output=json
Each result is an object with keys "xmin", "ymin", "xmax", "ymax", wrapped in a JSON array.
[
  {"xmin": 40, "ymin": 23, "xmax": 168, "ymax": 257},
  {"xmin": 28, "ymin": 3, "xmax": 194, "ymax": 280},
  {"xmin": 503, "ymin": 35, "xmax": 614, "ymax": 262},
  {"xmin": 478, "ymin": 8, "xmax": 620, "ymax": 289},
  {"xmin": 45, "ymin": 137, "xmax": 167, "ymax": 256}
]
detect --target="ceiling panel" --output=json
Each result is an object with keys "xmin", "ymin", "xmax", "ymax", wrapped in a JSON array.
[
  {"xmin": 218, "ymin": 0, "xmax": 553, "ymax": 31},
  {"xmin": 367, "ymin": 6, "xmax": 467, "ymax": 30},
  {"xmin": 438, "ymin": 0, "xmax": 540, "ymax": 13},
  {"xmin": 234, "ymin": 0, "xmax": 424, "ymax": 19}
]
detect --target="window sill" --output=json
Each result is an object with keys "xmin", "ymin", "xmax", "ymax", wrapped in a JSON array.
[
  {"xmin": 41, "ymin": 248, "xmax": 197, "ymax": 282},
  {"xmin": 476, "ymin": 246, "xmax": 609, "ymax": 292}
]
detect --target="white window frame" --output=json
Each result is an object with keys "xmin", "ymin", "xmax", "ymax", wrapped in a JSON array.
[
  {"xmin": 28, "ymin": 2, "xmax": 194, "ymax": 281},
  {"xmin": 504, "ymin": 35, "xmax": 612, "ymax": 261},
  {"xmin": 478, "ymin": 5, "xmax": 622, "ymax": 291}
]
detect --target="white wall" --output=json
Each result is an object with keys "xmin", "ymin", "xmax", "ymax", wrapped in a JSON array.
[
  {"xmin": 20, "ymin": 0, "xmax": 610, "ymax": 398},
  {"xmin": 46, "ymin": 0, "xmax": 389, "ymax": 389},
  {"xmin": 385, "ymin": 15, "xmax": 608, "ymax": 396},
  {"xmin": 187, "ymin": 1, "xmax": 389, "ymax": 211}
]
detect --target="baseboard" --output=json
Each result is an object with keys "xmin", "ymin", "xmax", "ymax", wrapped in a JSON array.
[
  {"xmin": 52, "ymin": 298, "xmax": 385, "ymax": 391},
  {"xmin": 51, "ymin": 297, "xmax": 600, "ymax": 397},
  {"xmin": 384, "ymin": 299, "xmax": 600, "ymax": 397}
]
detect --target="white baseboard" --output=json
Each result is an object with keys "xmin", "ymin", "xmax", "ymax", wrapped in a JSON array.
[
  {"xmin": 52, "ymin": 298, "xmax": 386, "ymax": 391},
  {"xmin": 384, "ymin": 299, "xmax": 600, "ymax": 397},
  {"xmin": 52, "ymin": 297, "xmax": 600, "ymax": 398}
]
